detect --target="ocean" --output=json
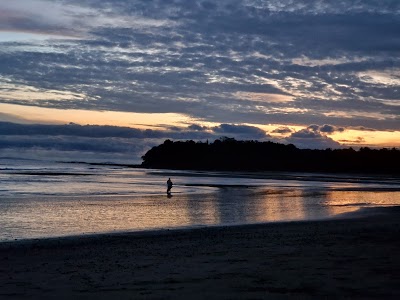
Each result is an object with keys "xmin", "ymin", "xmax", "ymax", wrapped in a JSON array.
[{"xmin": 1, "ymin": 158, "xmax": 399, "ymax": 242}]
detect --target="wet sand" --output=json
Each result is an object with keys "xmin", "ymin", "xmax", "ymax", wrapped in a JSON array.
[{"xmin": 1, "ymin": 207, "xmax": 399, "ymax": 299}]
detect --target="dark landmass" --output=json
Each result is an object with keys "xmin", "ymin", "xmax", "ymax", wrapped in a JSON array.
[{"xmin": 141, "ymin": 138, "xmax": 400, "ymax": 174}]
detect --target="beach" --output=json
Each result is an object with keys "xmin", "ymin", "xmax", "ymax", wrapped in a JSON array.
[{"xmin": 1, "ymin": 206, "xmax": 399, "ymax": 299}]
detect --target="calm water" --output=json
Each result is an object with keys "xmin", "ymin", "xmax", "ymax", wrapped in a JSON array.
[{"xmin": 1, "ymin": 158, "xmax": 399, "ymax": 241}]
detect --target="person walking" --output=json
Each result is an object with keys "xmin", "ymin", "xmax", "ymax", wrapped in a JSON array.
[{"xmin": 167, "ymin": 178, "xmax": 173, "ymax": 195}]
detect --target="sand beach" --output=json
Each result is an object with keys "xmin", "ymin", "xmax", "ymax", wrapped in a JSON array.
[{"xmin": 1, "ymin": 206, "xmax": 399, "ymax": 299}]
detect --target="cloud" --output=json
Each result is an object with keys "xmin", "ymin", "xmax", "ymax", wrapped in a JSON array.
[
  {"xmin": 0, "ymin": 112, "xmax": 33, "ymax": 124},
  {"xmin": 0, "ymin": 0, "xmax": 176, "ymax": 38},
  {"xmin": 0, "ymin": 0, "xmax": 399, "ymax": 134},
  {"xmin": 271, "ymin": 126, "xmax": 293, "ymax": 134},
  {"xmin": 291, "ymin": 129, "xmax": 322, "ymax": 139},
  {"xmin": 319, "ymin": 124, "xmax": 345, "ymax": 134},
  {"xmin": 307, "ymin": 124, "xmax": 345, "ymax": 134},
  {"xmin": 0, "ymin": 121, "xmax": 272, "ymax": 163},
  {"xmin": 188, "ymin": 124, "xmax": 208, "ymax": 131},
  {"xmin": 211, "ymin": 124, "xmax": 267, "ymax": 139},
  {"xmin": 0, "ymin": 121, "xmax": 270, "ymax": 141},
  {"xmin": 0, "ymin": 121, "xmax": 164, "ymax": 163},
  {"xmin": 285, "ymin": 126, "xmax": 343, "ymax": 149},
  {"xmin": 0, "ymin": 135, "xmax": 140, "ymax": 153},
  {"xmin": 348, "ymin": 126, "xmax": 378, "ymax": 132},
  {"xmin": 0, "ymin": 1, "xmax": 90, "ymax": 38},
  {"xmin": 338, "ymin": 137, "xmax": 366, "ymax": 145},
  {"xmin": 0, "ymin": 121, "xmax": 159, "ymax": 138}
]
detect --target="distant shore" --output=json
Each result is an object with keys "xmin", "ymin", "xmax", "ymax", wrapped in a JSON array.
[
  {"xmin": 1, "ymin": 206, "xmax": 399, "ymax": 299},
  {"xmin": 141, "ymin": 139, "xmax": 400, "ymax": 174}
]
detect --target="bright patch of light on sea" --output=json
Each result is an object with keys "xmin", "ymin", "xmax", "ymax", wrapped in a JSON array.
[{"xmin": 0, "ymin": 158, "xmax": 399, "ymax": 241}]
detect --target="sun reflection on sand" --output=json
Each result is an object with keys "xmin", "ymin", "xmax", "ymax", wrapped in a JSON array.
[
  {"xmin": 184, "ymin": 193, "xmax": 221, "ymax": 225},
  {"xmin": 1, "ymin": 184, "xmax": 399, "ymax": 241},
  {"xmin": 254, "ymin": 190, "xmax": 306, "ymax": 222},
  {"xmin": 322, "ymin": 190, "xmax": 400, "ymax": 216}
]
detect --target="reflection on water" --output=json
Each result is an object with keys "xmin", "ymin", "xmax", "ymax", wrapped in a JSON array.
[
  {"xmin": 1, "ymin": 186, "xmax": 399, "ymax": 241},
  {"xmin": 1, "ymin": 160, "xmax": 399, "ymax": 241}
]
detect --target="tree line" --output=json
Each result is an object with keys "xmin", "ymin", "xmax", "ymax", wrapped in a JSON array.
[{"xmin": 141, "ymin": 138, "xmax": 400, "ymax": 174}]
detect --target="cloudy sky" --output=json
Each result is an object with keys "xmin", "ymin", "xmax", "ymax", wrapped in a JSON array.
[{"xmin": 0, "ymin": 0, "xmax": 399, "ymax": 163}]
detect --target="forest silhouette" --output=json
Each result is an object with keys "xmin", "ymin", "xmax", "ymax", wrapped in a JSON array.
[{"xmin": 141, "ymin": 138, "xmax": 400, "ymax": 174}]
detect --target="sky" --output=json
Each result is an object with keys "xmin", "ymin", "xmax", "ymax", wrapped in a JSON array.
[{"xmin": 0, "ymin": 0, "xmax": 399, "ymax": 163}]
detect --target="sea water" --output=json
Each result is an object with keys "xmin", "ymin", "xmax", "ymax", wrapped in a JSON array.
[{"xmin": 1, "ymin": 158, "xmax": 399, "ymax": 241}]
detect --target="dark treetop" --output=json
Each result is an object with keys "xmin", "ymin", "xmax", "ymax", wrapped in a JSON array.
[{"xmin": 141, "ymin": 138, "xmax": 400, "ymax": 174}]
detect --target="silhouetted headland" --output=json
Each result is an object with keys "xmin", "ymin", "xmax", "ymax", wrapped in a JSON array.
[{"xmin": 141, "ymin": 138, "xmax": 400, "ymax": 174}]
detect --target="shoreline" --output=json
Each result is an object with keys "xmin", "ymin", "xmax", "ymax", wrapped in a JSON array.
[
  {"xmin": 1, "ymin": 205, "xmax": 396, "ymax": 245},
  {"xmin": 1, "ymin": 206, "xmax": 399, "ymax": 299}
]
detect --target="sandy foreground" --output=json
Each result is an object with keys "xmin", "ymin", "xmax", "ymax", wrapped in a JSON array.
[{"xmin": 1, "ymin": 207, "xmax": 399, "ymax": 299}]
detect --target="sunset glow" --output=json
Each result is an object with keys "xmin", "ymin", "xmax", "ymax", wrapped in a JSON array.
[{"xmin": 1, "ymin": 0, "xmax": 399, "ymax": 162}]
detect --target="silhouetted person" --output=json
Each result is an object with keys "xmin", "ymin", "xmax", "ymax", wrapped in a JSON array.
[{"xmin": 167, "ymin": 178, "xmax": 173, "ymax": 195}]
